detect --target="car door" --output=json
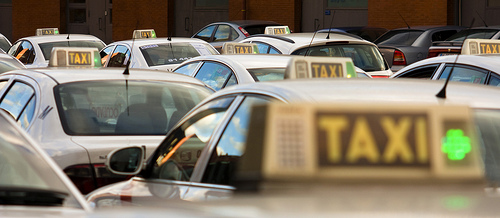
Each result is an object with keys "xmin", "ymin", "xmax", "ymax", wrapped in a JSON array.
[{"xmin": 435, "ymin": 64, "xmax": 490, "ymax": 84}]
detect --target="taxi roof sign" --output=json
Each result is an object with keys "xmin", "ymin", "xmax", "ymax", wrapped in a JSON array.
[
  {"xmin": 132, "ymin": 29, "xmax": 156, "ymax": 39},
  {"xmin": 284, "ymin": 56, "xmax": 357, "ymax": 79},
  {"xmin": 462, "ymin": 39, "xmax": 500, "ymax": 55},
  {"xmin": 264, "ymin": 26, "xmax": 291, "ymax": 35},
  {"xmin": 237, "ymin": 103, "xmax": 482, "ymax": 186},
  {"xmin": 221, "ymin": 42, "xmax": 259, "ymax": 54},
  {"xmin": 36, "ymin": 28, "xmax": 59, "ymax": 36},
  {"xmin": 49, "ymin": 47, "xmax": 102, "ymax": 68}
]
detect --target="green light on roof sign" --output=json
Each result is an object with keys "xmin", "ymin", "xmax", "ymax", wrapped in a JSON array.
[{"xmin": 441, "ymin": 129, "xmax": 471, "ymax": 160}]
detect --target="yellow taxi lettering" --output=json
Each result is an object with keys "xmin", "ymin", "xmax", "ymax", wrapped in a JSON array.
[
  {"xmin": 81, "ymin": 53, "xmax": 89, "ymax": 64},
  {"xmin": 319, "ymin": 116, "xmax": 348, "ymax": 163},
  {"xmin": 239, "ymin": 46, "xmax": 245, "ymax": 53},
  {"xmin": 486, "ymin": 45, "xmax": 492, "ymax": 53},
  {"xmin": 347, "ymin": 117, "xmax": 379, "ymax": 163},
  {"xmin": 244, "ymin": 46, "xmax": 250, "ymax": 53},
  {"xmin": 320, "ymin": 65, "xmax": 329, "ymax": 77},
  {"xmin": 415, "ymin": 117, "xmax": 428, "ymax": 163},
  {"xmin": 493, "ymin": 44, "xmax": 498, "ymax": 53},
  {"xmin": 328, "ymin": 65, "xmax": 338, "ymax": 78},
  {"xmin": 381, "ymin": 116, "xmax": 414, "ymax": 163},
  {"xmin": 481, "ymin": 44, "xmax": 487, "ymax": 53},
  {"xmin": 312, "ymin": 64, "xmax": 321, "ymax": 77}
]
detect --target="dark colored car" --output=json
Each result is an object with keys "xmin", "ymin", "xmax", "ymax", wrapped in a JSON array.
[
  {"xmin": 318, "ymin": 26, "xmax": 388, "ymax": 42},
  {"xmin": 375, "ymin": 26, "xmax": 465, "ymax": 71},
  {"xmin": 192, "ymin": 20, "xmax": 282, "ymax": 51},
  {"xmin": 427, "ymin": 26, "xmax": 500, "ymax": 58}
]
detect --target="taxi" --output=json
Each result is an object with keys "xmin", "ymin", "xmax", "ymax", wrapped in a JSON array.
[
  {"xmin": 0, "ymin": 48, "xmax": 214, "ymax": 194},
  {"xmin": 0, "ymin": 109, "xmax": 91, "ymax": 215},
  {"xmin": 86, "ymin": 59, "xmax": 500, "ymax": 208},
  {"xmin": 100, "ymin": 29, "xmax": 219, "ymax": 72},
  {"xmin": 391, "ymin": 39, "xmax": 500, "ymax": 86},
  {"xmin": 7, "ymin": 28, "xmax": 105, "ymax": 68},
  {"xmin": 0, "ymin": 33, "xmax": 11, "ymax": 53},
  {"xmin": 239, "ymin": 30, "xmax": 392, "ymax": 78},
  {"xmin": 0, "ymin": 53, "xmax": 26, "ymax": 74}
]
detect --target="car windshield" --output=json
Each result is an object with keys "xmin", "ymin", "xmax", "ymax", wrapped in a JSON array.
[
  {"xmin": 39, "ymin": 40, "xmax": 105, "ymax": 60},
  {"xmin": 140, "ymin": 43, "xmax": 217, "ymax": 66},
  {"xmin": 0, "ymin": 58, "xmax": 24, "ymax": 73},
  {"xmin": 247, "ymin": 68, "xmax": 286, "ymax": 81},
  {"xmin": 445, "ymin": 29, "xmax": 500, "ymax": 42},
  {"xmin": 291, "ymin": 44, "xmax": 387, "ymax": 72},
  {"xmin": 374, "ymin": 29, "xmax": 424, "ymax": 46},
  {"xmin": 0, "ymin": 115, "xmax": 82, "ymax": 208},
  {"xmin": 55, "ymin": 81, "xmax": 212, "ymax": 135}
]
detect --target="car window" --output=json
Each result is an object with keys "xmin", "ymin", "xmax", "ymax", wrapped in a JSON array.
[
  {"xmin": 253, "ymin": 42, "xmax": 282, "ymax": 54},
  {"xmin": 17, "ymin": 97, "xmax": 36, "ymax": 129},
  {"xmin": 375, "ymin": 30, "xmax": 424, "ymax": 46},
  {"xmin": 174, "ymin": 61, "xmax": 201, "ymax": 76},
  {"xmin": 0, "ymin": 81, "xmax": 35, "ymax": 123},
  {"xmin": 139, "ymin": 43, "xmax": 201, "ymax": 66},
  {"xmin": 394, "ymin": 64, "xmax": 440, "ymax": 79},
  {"xmin": 107, "ymin": 45, "xmax": 130, "ymax": 67},
  {"xmin": 230, "ymin": 27, "xmax": 239, "ymax": 41},
  {"xmin": 10, "ymin": 41, "xmax": 35, "ymax": 65},
  {"xmin": 438, "ymin": 65, "xmax": 488, "ymax": 84},
  {"xmin": 100, "ymin": 46, "xmax": 115, "ymax": 66},
  {"xmin": 446, "ymin": 29, "xmax": 500, "ymax": 41},
  {"xmin": 194, "ymin": 25, "xmax": 216, "ymax": 42},
  {"xmin": 55, "ymin": 81, "xmax": 212, "ymax": 135},
  {"xmin": 488, "ymin": 74, "xmax": 500, "ymax": 87},
  {"xmin": 0, "ymin": 37, "xmax": 10, "ymax": 52},
  {"xmin": 248, "ymin": 68, "xmax": 286, "ymax": 81},
  {"xmin": 195, "ymin": 61, "xmax": 235, "ymax": 91},
  {"xmin": 150, "ymin": 97, "xmax": 235, "ymax": 182},
  {"xmin": 431, "ymin": 30, "xmax": 458, "ymax": 42},
  {"xmin": 213, "ymin": 25, "xmax": 231, "ymax": 42},
  {"xmin": 202, "ymin": 96, "xmax": 273, "ymax": 185},
  {"xmin": 38, "ymin": 40, "xmax": 105, "ymax": 61}
]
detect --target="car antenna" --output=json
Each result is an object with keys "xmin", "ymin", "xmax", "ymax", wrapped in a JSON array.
[
  {"xmin": 326, "ymin": 10, "xmax": 336, "ymax": 39},
  {"xmin": 304, "ymin": 22, "xmax": 321, "ymax": 56},
  {"xmin": 436, "ymin": 18, "xmax": 475, "ymax": 99},
  {"xmin": 398, "ymin": 13, "xmax": 411, "ymax": 29},
  {"xmin": 475, "ymin": 10, "xmax": 488, "ymax": 27}
]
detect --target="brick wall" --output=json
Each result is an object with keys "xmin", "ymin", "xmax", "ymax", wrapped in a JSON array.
[
  {"xmin": 113, "ymin": 0, "xmax": 170, "ymax": 41},
  {"xmin": 230, "ymin": 0, "xmax": 301, "ymax": 32},
  {"xmin": 368, "ymin": 0, "xmax": 449, "ymax": 29},
  {"xmin": 12, "ymin": 0, "xmax": 61, "ymax": 41}
]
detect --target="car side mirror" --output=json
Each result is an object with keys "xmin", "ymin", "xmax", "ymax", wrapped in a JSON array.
[{"xmin": 106, "ymin": 146, "xmax": 145, "ymax": 175}]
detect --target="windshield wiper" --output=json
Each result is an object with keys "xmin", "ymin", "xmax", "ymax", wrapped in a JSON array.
[{"xmin": 0, "ymin": 187, "xmax": 68, "ymax": 206}]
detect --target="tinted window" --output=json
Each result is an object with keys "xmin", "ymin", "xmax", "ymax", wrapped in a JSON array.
[
  {"xmin": 446, "ymin": 29, "xmax": 500, "ymax": 42},
  {"xmin": 0, "ymin": 82, "xmax": 35, "ymax": 120},
  {"xmin": 394, "ymin": 64, "xmax": 440, "ymax": 79},
  {"xmin": 202, "ymin": 96, "xmax": 272, "ymax": 185},
  {"xmin": 248, "ymin": 68, "xmax": 286, "ymax": 81},
  {"xmin": 9, "ymin": 41, "xmax": 35, "ymax": 64},
  {"xmin": 55, "ymin": 81, "xmax": 212, "ymax": 135},
  {"xmin": 213, "ymin": 25, "xmax": 231, "ymax": 42},
  {"xmin": 194, "ymin": 25, "xmax": 216, "ymax": 42},
  {"xmin": 438, "ymin": 65, "xmax": 488, "ymax": 84},
  {"xmin": 431, "ymin": 30, "xmax": 458, "ymax": 42},
  {"xmin": 488, "ymin": 74, "xmax": 500, "ymax": 87},
  {"xmin": 139, "ymin": 43, "xmax": 202, "ymax": 66},
  {"xmin": 100, "ymin": 46, "xmax": 115, "ymax": 66},
  {"xmin": 174, "ymin": 61, "xmax": 201, "ymax": 76},
  {"xmin": 107, "ymin": 45, "xmax": 130, "ymax": 67},
  {"xmin": 375, "ymin": 30, "xmax": 424, "ymax": 46},
  {"xmin": 195, "ymin": 61, "xmax": 234, "ymax": 91},
  {"xmin": 38, "ymin": 40, "xmax": 105, "ymax": 60},
  {"xmin": 150, "ymin": 97, "xmax": 235, "ymax": 182}
]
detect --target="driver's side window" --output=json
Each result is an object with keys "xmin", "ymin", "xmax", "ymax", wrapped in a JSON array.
[{"xmin": 150, "ymin": 97, "xmax": 235, "ymax": 182}]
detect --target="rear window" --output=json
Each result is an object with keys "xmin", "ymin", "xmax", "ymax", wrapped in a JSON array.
[
  {"xmin": 374, "ymin": 30, "xmax": 424, "ymax": 46},
  {"xmin": 55, "ymin": 81, "xmax": 212, "ymax": 135},
  {"xmin": 140, "ymin": 43, "xmax": 217, "ymax": 66},
  {"xmin": 248, "ymin": 68, "xmax": 286, "ymax": 81},
  {"xmin": 39, "ymin": 40, "xmax": 105, "ymax": 60},
  {"xmin": 446, "ymin": 29, "xmax": 500, "ymax": 42}
]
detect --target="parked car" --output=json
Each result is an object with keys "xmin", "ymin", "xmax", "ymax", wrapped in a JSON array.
[
  {"xmin": 0, "ymin": 53, "xmax": 26, "ymax": 74},
  {"xmin": 192, "ymin": 20, "xmax": 282, "ymax": 51},
  {"xmin": 375, "ymin": 26, "xmax": 465, "ymax": 71}
]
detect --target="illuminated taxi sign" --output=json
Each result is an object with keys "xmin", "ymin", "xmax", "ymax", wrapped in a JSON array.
[
  {"xmin": 264, "ymin": 26, "xmax": 291, "ymax": 35},
  {"xmin": 462, "ymin": 39, "xmax": 500, "ymax": 55},
  {"xmin": 221, "ymin": 42, "xmax": 259, "ymax": 54},
  {"xmin": 49, "ymin": 47, "xmax": 102, "ymax": 68},
  {"xmin": 132, "ymin": 29, "xmax": 157, "ymax": 39},
  {"xmin": 284, "ymin": 56, "xmax": 357, "ymax": 79},
  {"xmin": 36, "ymin": 28, "xmax": 59, "ymax": 36},
  {"xmin": 243, "ymin": 103, "xmax": 482, "ymax": 181}
]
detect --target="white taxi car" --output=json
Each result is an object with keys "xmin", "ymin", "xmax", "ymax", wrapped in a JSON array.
[
  {"xmin": 0, "ymin": 33, "xmax": 12, "ymax": 53},
  {"xmin": 239, "ymin": 31, "xmax": 392, "ymax": 77},
  {"xmin": 0, "ymin": 109, "xmax": 91, "ymax": 215},
  {"xmin": 0, "ymin": 49, "xmax": 214, "ymax": 194},
  {"xmin": 0, "ymin": 53, "xmax": 26, "ymax": 74},
  {"xmin": 87, "ymin": 77, "xmax": 500, "ymax": 208},
  {"xmin": 7, "ymin": 28, "xmax": 105, "ymax": 68},
  {"xmin": 100, "ymin": 29, "xmax": 219, "ymax": 72},
  {"xmin": 391, "ymin": 39, "xmax": 500, "ymax": 86}
]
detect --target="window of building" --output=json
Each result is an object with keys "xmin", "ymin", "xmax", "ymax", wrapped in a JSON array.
[{"xmin": 327, "ymin": 0, "xmax": 368, "ymax": 9}]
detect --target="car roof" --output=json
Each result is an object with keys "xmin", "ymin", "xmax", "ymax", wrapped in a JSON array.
[
  {"xmin": 108, "ymin": 37, "xmax": 209, "ymax": 47},
  {"xmin": 389, "ymin": 25, "xmax": 464, "ymax": 31},
  {"xmin": 16, "ymin": 34, "xmax": 105, "ymax": 44},
  {"xmin": 393, "ymin": 54, "xmax": 500, "ymax": 77},
  {"xmin": 4, "ymin": 67, "xmax": 210, "ymax": 86},
  {"xmin": 185, "ymin": 54, "xmax": 293, "ymax": 69},
  {"xmin": 208, "ymin": 78, "xmax": 500, "ymax": 109},
  {"xmin": 212, "ymin": 20, "xmax": 281, "ymax": 27}
]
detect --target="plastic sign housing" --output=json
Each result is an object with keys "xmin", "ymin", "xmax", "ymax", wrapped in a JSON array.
[
  {"xmin": 264, "ymin": 26, "xmax": 291, "ymax": 35},
  {"xmin": 284, "ymin": 56, "xmax": 357, "ymax": 79},
  {"xmin": 240, "ymin": 103, "xmax": 482, "ymax": 183},
  {"xmin": 222, "ymin": 42, "xmax": 259, "ymax": 54},
  {"xmin": 132, "ymin": 29, "xmax": 157, "ymax": 39},
  {"xmin": 36, "ymin": 28, "xmax": 59, "ymax": 36},
  {"xmin": 462, "ymin": 39, "xmax": 500, "ymax": 55},
  {"xmin": 49, "ymin": 47, "xmax": 102, "ymax": 68}
]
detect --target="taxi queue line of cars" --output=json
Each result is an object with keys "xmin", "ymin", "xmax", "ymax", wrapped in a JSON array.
[{"xmin": 2, "ymin": 25, "xmax": 500, "ymax": 216}]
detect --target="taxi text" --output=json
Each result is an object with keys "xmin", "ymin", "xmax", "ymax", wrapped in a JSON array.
[
  {"xmin": 141, "ymin": 31, "xmax": 153, "ymax": 38},
  {"xmin": 480, "ymin": 43, "xmax": 500, "ymax": 54},
  {"xmin": 273, "ymin": 28, "xmax": 287, "ymax": 35},
  {"xmin": 311, "ymin": 63, "xmax": 343, "ymax": 78},
  {"xmin": 234, "ymin": 45, "xmax": 254, "ymax": 54},
  {"xmin": 68, "ymin": 52, "xmax": 91, "ymax": 65}
]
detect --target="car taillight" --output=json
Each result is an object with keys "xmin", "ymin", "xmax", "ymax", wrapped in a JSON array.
[
  {"xmin": 64, "ymin": 164, "xmax": 130, "ymax": 194},
  {"xmin": 427, "ymin": 49, "xmax": 461, "ymax": 58},
  {"xmin": 371, "ymin": 75, "xmax": 389, "ymax": 78},
  {"xmin": 393, "ymin": 50, "xmax": 406, "ymax": 66},
  {"xmin": 239, "ymin": 27, "xmax": 250, "ymax": 37}
]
